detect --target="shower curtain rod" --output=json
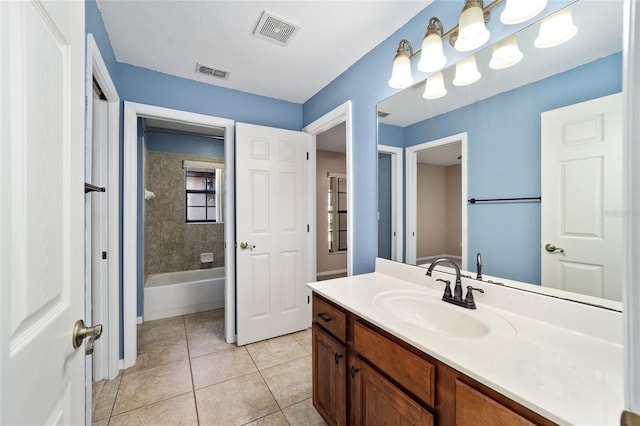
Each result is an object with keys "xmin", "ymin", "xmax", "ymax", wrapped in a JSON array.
[{"xmin": 143, "ymin": 128, "xmax": 224, "ymax": 141}]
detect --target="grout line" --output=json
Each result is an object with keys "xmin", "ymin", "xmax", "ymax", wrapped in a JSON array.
[{"xmin": 183, "ymin": 314, "xmax": 201, "ymax": 426}]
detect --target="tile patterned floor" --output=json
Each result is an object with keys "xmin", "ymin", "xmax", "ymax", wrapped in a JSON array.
[{"xmin": 92, "ymin": 309, "xmax": 326, "ymax": 425}]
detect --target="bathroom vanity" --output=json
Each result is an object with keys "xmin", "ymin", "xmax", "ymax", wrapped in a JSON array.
[{"xmin": 308, "ymin": 258, "xmax": 623, "ymax": 425}]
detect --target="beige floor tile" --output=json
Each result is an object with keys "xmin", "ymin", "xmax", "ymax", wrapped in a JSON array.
[
  {"xmin": 191, "ymin": 346, "xmax": 257, "ymax": 389},
  {"xmin": 92, "ymin": 372, "xmax": 122, "ymax": 421},
  {"xmin": 196, "ymin": 372, "xmax": 279, "ymax": 426},
  {"xmin": 130, "ymin": 335, "xmax": 189, "ymax": 373},
  {"xmin": 282, "ymin": 398, "xmax": 327, "ymax": 426},
  {"xmin": 291, "ymin": 328, "xmax": 312, "ymax": 354},
  {"xmin": 187, "ymin": 328, "xmax": 232, "ymax": 358},
  {"xmin": 113, "ymin": 360, "xmax": 192, "ymax": 415},
  {"xmin": 92, "ymin": 419, "xmax": 109, "ymax": 426},
  {"xmin": 243, "ymin": 410, "xmax": 289, "ymax": 426},
  {"xmin": 109, "ymin": 392, "xmax": 198, "ymax": 426},
  {"xmin": 261, "ymin": 356, "xmax": 312, "ymax": 408},
  {"xmin": 138, "ymin": 316, "xmax": 186, "ymax": 346},
  {"xmin": 246, "ymin": 335, "xmax": 308, "ymax": 370},
  {"xmin": 185, "ymin": 309, "xmax": 224, "ymax": 336}
]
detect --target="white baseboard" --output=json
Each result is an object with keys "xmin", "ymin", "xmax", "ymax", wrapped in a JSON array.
[
  {"xmin": 118, "ymin": 359, "xmax": 124, "ymax": 370},
  {"xmin": 136, "ymin": 316, "xmax": 143, "ymax": 324},
  {"xmin": 317, "ymin": 268, "xmax": 348, "ymax": 277}
]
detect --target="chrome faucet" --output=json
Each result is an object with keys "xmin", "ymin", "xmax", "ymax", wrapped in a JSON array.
[
  {"xmin": 426, "ymin": 257, "xmax": 484, "ymax": 309},
  {"xmin": 476, "ymin": 252, "xmax": 482, "ymax": 280}
]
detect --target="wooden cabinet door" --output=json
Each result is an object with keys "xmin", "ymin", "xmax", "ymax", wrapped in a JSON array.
[
  {"xmin": 312, "ymin": 324, "xmax": 346, "ymax": 425},
  {"xmin": 455, "ymin": 380, "xmax": 536, "ymax": 426},
  {"xmin": 351, "ymin": 357, "xmax": 434, "ymax": 426}
]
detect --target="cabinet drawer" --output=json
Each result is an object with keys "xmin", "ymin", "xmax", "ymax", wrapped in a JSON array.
[
  {"xmin": 312, "ymin": 294, "xmax": 347, "ymax": 343},
  {"xmin": 353, "ymin": 320, "xmax": 435, "ymax": 409},
  {"xmin": 455, "ymin": 379, "xmax": 536, "ymax": 426}
]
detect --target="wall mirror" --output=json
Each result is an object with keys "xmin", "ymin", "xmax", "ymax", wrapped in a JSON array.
[{"xmin": 377, "ymin": 0, "xmax": 623, "ymax": 310}]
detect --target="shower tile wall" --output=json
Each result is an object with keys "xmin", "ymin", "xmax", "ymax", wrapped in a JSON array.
[{"xmin": 145, "ymin": 151, "xmax": 225, "ymax": 275}]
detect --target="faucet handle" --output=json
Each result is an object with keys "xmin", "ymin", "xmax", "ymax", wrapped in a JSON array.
[
  {"xmin": 464, "ymin": 286, "xmax": 485, "ymax": 307},
  {"xmin": 437, "ymin": 278, "xmax": 452, "ymax": 299}
]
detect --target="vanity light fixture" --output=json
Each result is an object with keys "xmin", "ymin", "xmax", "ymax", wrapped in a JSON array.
[
  {"xmin": 418, "ymin": 18, "xmax": 447, "ymax": 73},
  {"xmin": 453, "ymin": 55, "xmax": 481, "ymax": 86},
  {"xmin": 489, "ymin": 35, "xmax": 523, "ymax": 69},
  {"xmin": 455, "ymin": 0, "xmax": 491, "ymax": 52},
  {"xmin": 500, "ymin": 0, "xmax": 547, "ymax": 25},
  {"xmin": 388, "ymin": 39, "xmax": 415, "ymax": 89},
  {"xmin": 388, "ymin": 0, "xmax": 503, "ymax": 89},
  {"xmin": 423, "ymin": 71, "xmax": 448, "ymax": 99},
  {"xmin": 534, "ymin": 7, "xmax": 577, "ymax": 48}
]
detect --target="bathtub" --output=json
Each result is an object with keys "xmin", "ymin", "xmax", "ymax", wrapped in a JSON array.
[{"xmin": 144, "ymin": 267, "xmax": 225, "ymax": 321}]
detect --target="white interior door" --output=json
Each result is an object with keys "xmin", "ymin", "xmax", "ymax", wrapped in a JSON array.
[
  {"xmin": 236, "ymin": 123, "xmax": 309, "ymax": 346},
  {"xmin": 541, "ymin": 93, "xmax": 623, "ymax": 301},
  {"xmin": 0, "ymin": 1, "xmax": 86, "ymax": 424}
]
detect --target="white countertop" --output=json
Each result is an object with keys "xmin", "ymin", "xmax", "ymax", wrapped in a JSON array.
[{"xmin": 308, "ymin": 259, "xmax": 624, "ymax": 426}]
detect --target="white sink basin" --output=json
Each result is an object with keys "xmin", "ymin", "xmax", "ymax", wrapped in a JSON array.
[{"xmin": 373, "ymin": 289, "xmax": 516, "ymax": 339}]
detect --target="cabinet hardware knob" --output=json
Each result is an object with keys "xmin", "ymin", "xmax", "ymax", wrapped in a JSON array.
[
  {"xmin": 316, "ymin": 313, "xmax": 332, "ymax": 322},
  {"xmin": 335, "ymin": 353, "xmax": 343, "ymax": 364},
  {"xmin": 350, "ymin": 366, "xmax": 359, "ymax": 378}
]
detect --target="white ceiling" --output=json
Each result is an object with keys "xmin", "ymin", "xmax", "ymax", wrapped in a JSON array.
[
  {"xmin": 416, "ymin": 142, "xmax": 461, "ymax": 166},
  {"xmin": 96, "ymin": 0, "xmax": 432, "ymax": 104},
  {"xmin": 378, "ymin": 0, "xmax": 623, "ymax": 127}
]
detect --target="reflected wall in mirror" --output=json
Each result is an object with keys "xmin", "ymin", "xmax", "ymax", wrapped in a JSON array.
[{"xmin": 377, "ymin": 0, "xmax": 623, "ymax": 307}]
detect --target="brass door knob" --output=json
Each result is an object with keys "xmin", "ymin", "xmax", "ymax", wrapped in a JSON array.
[
  {"xmin": 239, "ymin": 242, "xmax": 255, "ymax": 250},
  {"xmin": 72, "ymin": 319, "xmax": 103, "ymax": 355}
]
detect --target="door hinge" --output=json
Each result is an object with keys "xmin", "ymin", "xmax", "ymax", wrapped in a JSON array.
[
  {"xmin": 307, "ymin": 152, "xmax": 309, "ymax": 160},
  {"xmin": 102, "ymin": 251, "xmax": 107, "ymax": 260},
  {"xmin": 308, "ymin": 296, "xmax": 310, "ymax": 304},
  {"xmin": 307, "ymin": 224, "xmax": 310, "ymax": 232}
]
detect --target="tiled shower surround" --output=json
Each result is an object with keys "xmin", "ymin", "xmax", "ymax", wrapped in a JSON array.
[{"xmin": 145, "ymin": 151, "xmax": 225, "ymax": 275}]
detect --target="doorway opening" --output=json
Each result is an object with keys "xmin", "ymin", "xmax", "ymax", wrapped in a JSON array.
[
  {"xmin": 140, "ymin": 119, "xmax": 227, "ymax": 322},
  {"xmin": 303, "ymin": 100, "xmax": 354, "ymax": 287},
  {"xmin": 377, "ymin": 145, "xmax": 403, "ymax": 262},
  {"xmin": 315, "ymin": 122, "xmax": 348, "ymax": 281},
  {"xmin": 123, "ymin": 102, "xmax": 235, "ymax": 368},
  {"xmin": 406, "ymin": 133, "xmax": 468, "ymax": 269}
]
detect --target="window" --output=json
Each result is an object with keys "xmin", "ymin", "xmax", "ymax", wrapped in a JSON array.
[
  {"xmin": 185, "ymin": 169, "xmax": 217, "ymax": 222},
  {"xmin": 328, "ymin": 174, "xmax": 347, "ymax": 253}
]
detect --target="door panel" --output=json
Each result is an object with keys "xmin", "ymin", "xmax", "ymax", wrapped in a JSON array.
[
  {"xmin": 541, "ymin": 93, "xmax": 622, "ymax": 301},
  {"xmin": 1, "ymin": 1, "xmax": 85, "ymax": 424},
  {"xmin": 236, "ymin": 123, "xmax": 308, "ymax": 345}
]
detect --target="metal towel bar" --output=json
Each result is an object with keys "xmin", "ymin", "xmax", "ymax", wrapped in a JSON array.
[{"xmin": 468, "ymin": 196, "xmax": 541, "ymax": 204}]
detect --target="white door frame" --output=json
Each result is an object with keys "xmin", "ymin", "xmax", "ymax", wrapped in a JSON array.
[
  {"xmin": 624, "ymin": 0, "xmax": 640, "ymax": 412},
  {"xmin": 303, "ymin": 101, "xmax": 354, "ymax": 288},
  {"xmin": 377, "ymin": 145, "xmax": 404, "ymax": 262},
  {"xmin": 85, "ymin": 34, "xmax": 120, "ymax": 380},
  {"xmin": 123, "ymin": 102, "xmax": 236, "ymax": 367},
  {"xmin": 405, "ymin": 133, "xmax": 468, "ymax": 269}
]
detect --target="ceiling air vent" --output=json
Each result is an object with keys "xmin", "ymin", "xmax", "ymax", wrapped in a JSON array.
[
  {"xmin": 196, "ymin": 63, "xmax": 230, "ymax": 80},
  {"xmin": 377, "ymin": 111, "xmax": 390, "ymax": 118},
  {"xmin": 252, "ymin": 11, "xmax": 299, "ymax": 46}
]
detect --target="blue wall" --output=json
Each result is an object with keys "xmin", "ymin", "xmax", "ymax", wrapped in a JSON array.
[
  {"xmin": 302, "ymin": 0, "xmax": 573, "ymax": 275},
  {"xmin": 402, "ymin": 53, "xmax": 622, "ymax": 283},
  {"xmin": 119, "ymin": 64, "xmax": 302, "ymax": 131},
  {"xmin": 145, "ymin": 127, "xmax": 225, "ymax": 157}
]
